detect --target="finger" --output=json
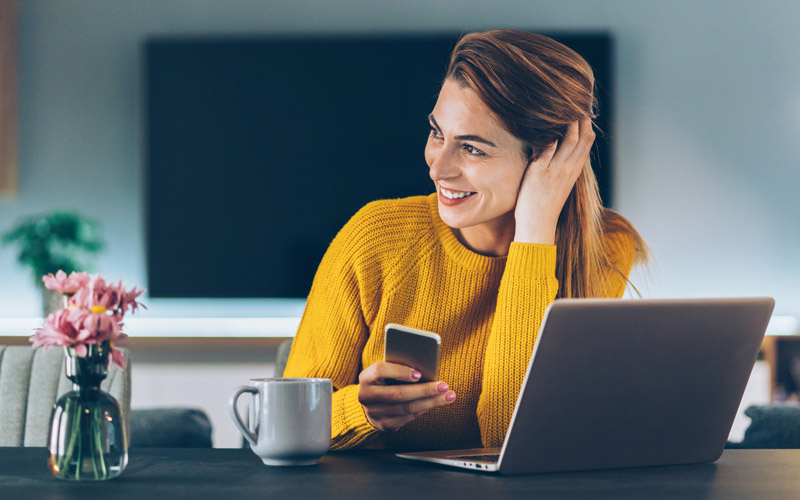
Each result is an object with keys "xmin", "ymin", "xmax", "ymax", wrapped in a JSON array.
[
  {"xmin": 404, "ymin": 391, "xmax": 458, "ymax": 416},
  {"xmin": 366, "ymin": 391, "xmax": 457, "ymax": 419},
  {"xmin": 359, "ymin": 361, "xmax": 422, "ymax": 385},
  {"xmin": 528, "ymin": 141, "xmax": 557, "ymax": 169},
  {"xmin": 566, "ymin": 117, "xmax": 596, "ymax": 166},
  {"xmin": 360, "ymin": 380, "xmax": 450, "ymax": 405},
  {"xmin": 549, "ymin": 120, "xmax": 581, "ymax": 165}
]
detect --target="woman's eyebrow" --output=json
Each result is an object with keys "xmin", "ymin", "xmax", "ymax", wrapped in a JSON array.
[{"xmin": 428, "ymin": 113, "xmax": 497, "ymax": 148}]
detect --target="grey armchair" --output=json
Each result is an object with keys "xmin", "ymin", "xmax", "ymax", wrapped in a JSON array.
[
  {"xmin": 726, "ymin": 405, "xmax": 800, "ymax": 449},
  {"xmin": 275, "ymin": 338, "xmax": 293, "ymax": 378},
  {"xmin": 1, "ymin": 345, "xmax": 213, "ymax": 448},
  {"xmin": 0, "ymin": 345, "xmax": 130, "ymax": 447}
]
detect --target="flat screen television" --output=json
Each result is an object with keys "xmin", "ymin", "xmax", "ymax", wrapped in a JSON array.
[{"xmin": 145, "ymin": 33, "xmax": 613, "ymax": 298}]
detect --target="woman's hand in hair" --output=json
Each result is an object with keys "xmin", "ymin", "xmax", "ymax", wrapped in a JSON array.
[
  {"xmin": 357, "ymin": 361, "xmax": 456, "ymax": 432},
  {"xmin": 513, "ymin": 118, "xmax": 595, "ymax": 245}
]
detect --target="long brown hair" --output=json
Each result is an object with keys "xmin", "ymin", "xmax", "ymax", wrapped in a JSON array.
[{"xmin": 446, "ymin": 30, "xmax": 648, "ymax": 297}]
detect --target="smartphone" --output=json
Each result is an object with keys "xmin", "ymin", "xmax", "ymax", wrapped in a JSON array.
[{"xmin": 384, "ymin": 323, "xmax": 441, "ymax": 383}]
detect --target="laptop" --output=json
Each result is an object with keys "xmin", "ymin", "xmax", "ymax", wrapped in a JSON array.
[{"xmin": 397, "ymin": 297, "xmax": 775, "ymax": 475}]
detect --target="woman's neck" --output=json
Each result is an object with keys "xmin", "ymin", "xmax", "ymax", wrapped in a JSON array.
[{"xmin": 453, "ymin": 214, "xmax": 516, "ymax": 257}]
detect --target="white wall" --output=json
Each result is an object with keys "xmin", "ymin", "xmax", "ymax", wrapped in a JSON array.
[
  {"xmin": 1, "ymin": 0, "xmax": 798, "ymax": 446},
  {"xmin": 1, "ymin": 0, "xmax": 798, "ymax": 316},
  {"xmin": 129, "ymin": 342, "xmax": 281, "ymax": 449}
]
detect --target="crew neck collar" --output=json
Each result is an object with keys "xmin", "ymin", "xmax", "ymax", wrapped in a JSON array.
[{"xmin": 426, "ymin": 193, "xmax": 507, "ymax": 274}]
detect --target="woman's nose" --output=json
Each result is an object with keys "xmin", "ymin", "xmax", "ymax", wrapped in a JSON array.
[{"xmin": 427, "ymin": 145, "xmax": 460, "ymax": 181}]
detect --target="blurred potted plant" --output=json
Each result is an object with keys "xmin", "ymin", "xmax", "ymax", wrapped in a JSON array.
[{"xmin": 2, "ymin": 211, "xmax": 104, "ymax": 315}]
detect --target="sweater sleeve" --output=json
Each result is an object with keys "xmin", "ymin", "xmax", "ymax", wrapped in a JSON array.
[
  {"xmin": 476, "ymin": 243, "xmax": 559, "ymax": 447},
  {"xmin": 476, "ymin": 232, "xmax": 639, "ymax": 447},
  {"xmin": 282, "ymin": 210, "xmax": 380, "ymax": 450}
]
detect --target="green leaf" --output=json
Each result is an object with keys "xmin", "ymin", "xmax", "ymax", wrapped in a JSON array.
[{"xmin": 1, "ymin": 211, "xmax": 106, "ymax": 285}]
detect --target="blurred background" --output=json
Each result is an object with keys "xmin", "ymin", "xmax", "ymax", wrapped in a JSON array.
[{"xmin": 1, "ymin": 0, "xmax": 798, "ymax": 447}]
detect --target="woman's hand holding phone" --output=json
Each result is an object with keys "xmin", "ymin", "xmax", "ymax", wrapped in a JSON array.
[
  {"xmin": 358, "ymin": 362, "xmax": 456, "ymax": 432},
  {"xmin": 514, "ymin": 118, "xmax": 595, "ymax": 245}
]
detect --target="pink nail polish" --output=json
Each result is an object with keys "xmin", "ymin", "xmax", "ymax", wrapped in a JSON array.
[
  {"xmin": 438, "ymin": 382, "xmax": 449, "ymax": 393},
  {"xmin": 445, "ymin": 392, "xmax": 456, "ymax": 402},
  {"xmin": 411, "ymin": 370, "xmax": 422, "ymax": 380}
]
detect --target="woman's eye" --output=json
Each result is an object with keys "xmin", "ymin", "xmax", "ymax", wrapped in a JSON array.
[
  {"xmin": 429, "ymin": 127, "xmax": 443, "ymax": 139},
  {"xmin": 463, "ymin": 144, "xmax": 486, "ymax": 157}
]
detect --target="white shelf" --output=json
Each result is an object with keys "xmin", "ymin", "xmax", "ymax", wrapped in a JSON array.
[
  {"xmin": 0, "ymin": 317, "xmax": 300, "ymax": 338},
  {"xmin": 0, "ymin": 298, "xmax": 307, "ymax": 339}
]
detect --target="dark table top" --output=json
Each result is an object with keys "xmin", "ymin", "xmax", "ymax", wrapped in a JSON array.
[{"xmin": 2, "ymin": 447, "xmax": 799, "ymax": 500}]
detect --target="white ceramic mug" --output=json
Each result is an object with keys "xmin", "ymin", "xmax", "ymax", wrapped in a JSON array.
[{"xmin": 229, "ymin": 378, "xmax": 332, "ymax": 466}]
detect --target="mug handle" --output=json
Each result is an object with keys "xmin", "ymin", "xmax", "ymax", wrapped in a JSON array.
[{"xmin": 228, "ymin": 385, "xmax": 259, "ymax": 447}]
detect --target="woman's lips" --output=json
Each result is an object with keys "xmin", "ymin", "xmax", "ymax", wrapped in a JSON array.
[{"xmin": 438, "ymin": 185, "xmax": 477, "ymax": 207}]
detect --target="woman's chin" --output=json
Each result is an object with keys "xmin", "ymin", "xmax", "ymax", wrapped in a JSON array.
[
  {"xmin": 438, "ymin": 209, "xmax": 474, "ymax": 230},
  {"xmin": 437, "ymin": 194, "xmax": 481, "ymax": 228}
]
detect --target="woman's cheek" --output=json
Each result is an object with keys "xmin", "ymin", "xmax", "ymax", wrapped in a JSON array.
[{"xmin": 500, "ymin": 168, "xmax": 527, "ymax": 208}]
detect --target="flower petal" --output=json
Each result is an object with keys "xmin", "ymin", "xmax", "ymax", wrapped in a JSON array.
[
  {"xmin": 110, "ymin": 347, "xmax": 127, "ymax": 370},
  {"xmin": 73, "ymin": 344, "xmax": 88, "ymax": 357}
]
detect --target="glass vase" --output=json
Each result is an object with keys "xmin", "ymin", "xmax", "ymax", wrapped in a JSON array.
[
  {"xmin": 41, "ymin": 286, "xmax": 67, "ymax": 317},
  {"xmin": 47, "ymin": 343, "xmax": 128, "ymax": 481}
]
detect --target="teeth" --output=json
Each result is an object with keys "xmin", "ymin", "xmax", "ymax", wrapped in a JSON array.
[{"xmin": 441, "ymin": 188, "xmax": 476, "ymax": 200}]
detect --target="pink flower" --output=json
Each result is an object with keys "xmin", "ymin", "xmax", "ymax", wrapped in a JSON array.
[
  {"xmin": 110, "ymin": 347, "xmax": 127, "ymax": 370},
  {"xmin": 70, "ymin": 276, "xmax": 112, "ymax": 310},
  {"xmin": 70, "ymin": 277, "xmax": 145, "ymax": 316},
  {"xmin": 42, "ymin": 270, "xmax": 91, "ymax": 295},
  {"xmin": 75, "ymin": 309, "xmax": 117, "ymax": 344},
  {"xmin": 120, "ymin": 286, "xmax": 145, "ymax": 315},
  {"xmin": 30, "ymin": 308, "xmax": 91, "ymax": 351},
  {"xmin": 31, "ymin": 273, "xmax": 142, "ymax": 370}
]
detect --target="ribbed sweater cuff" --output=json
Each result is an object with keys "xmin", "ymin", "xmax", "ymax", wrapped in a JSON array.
[
  {"xmin": 505, "ymin": 243, "xmax": 557, "ymax": 278},
  {"xmin": 331, "ymin": 384, "xmax": 379, "ymax": 450}
]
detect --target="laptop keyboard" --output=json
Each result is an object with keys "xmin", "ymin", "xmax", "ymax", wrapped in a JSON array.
[{"xmin": 450, "ymin": 453, "xmax": 500, "ymax": 463}]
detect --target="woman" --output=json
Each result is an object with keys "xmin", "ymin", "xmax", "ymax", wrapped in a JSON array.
[{"xmin": 284, "ymin": 30, "xmax": 648, "ymax": 451}]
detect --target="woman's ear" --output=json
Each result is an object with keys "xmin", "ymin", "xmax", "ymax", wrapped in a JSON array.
[
  {"xmin": 526, "ymin": 141, "xmax": 557, "ymax": 163},
  {"xmin": 523, "ymin": 145, "xmax": 537, "ymax": 162}
]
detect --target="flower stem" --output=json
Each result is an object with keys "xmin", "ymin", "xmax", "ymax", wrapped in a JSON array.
[
  {"xmin": 91, "ymin": 399, "xmax": 108, "ymax": 479},
  {"xmin": 74, "ymin": 399, "xmax": 84, "ymax": 480},
  {"xmin": 58, "ymin": 397, "xmax": 78, "ymax": 477}
]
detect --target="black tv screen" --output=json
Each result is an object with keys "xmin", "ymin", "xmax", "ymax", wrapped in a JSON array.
[{"xmin": 145, "ymin": 33, "xmax": 613, "ymax": 298}]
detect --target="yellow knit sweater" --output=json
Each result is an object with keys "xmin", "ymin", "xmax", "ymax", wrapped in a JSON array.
[{"xmin": 284, "ymin": 194, "xmax": 636, "ymax": 451}]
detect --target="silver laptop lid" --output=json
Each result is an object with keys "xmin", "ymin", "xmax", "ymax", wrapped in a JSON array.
[{"xmin": 498, "ymin": 297, "xmax": 774, "ymax": 475}]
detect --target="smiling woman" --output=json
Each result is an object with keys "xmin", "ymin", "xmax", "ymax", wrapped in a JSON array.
[
  {"xmin": 437, "ymin": 31, "xmax": 649, "ymax": 296},
  {"xmin": 283, "ymin": 30, "xmax": 649, "ymax": 452}
]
